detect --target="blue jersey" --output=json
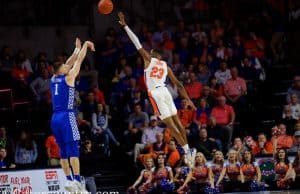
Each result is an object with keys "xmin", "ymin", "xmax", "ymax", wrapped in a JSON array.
[{"xmin": 50, "ymin": 75, "xmax": 75, "ymax": 112}]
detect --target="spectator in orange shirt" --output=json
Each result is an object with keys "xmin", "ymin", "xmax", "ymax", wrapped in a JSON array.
[
  {"xmin": 224, "ymin": 67, "xmax": 247, "ymax": 105},
  {"xmin": 272, "ymin": 124, "xmax": 294, "ymax": 150},
  {"xmin": 166, "ymin": 139, "xmax": 181, "ymax": 168},
  {"xmin": 92, "ymin": 84, "xmax": 106, "ymax": 105},
  {"xmin": 178, "ymin": 99, "xmax": 195, "ymax": 134},
  {"xmin": 211, "ymin": 96, "xmax": 235, "ymax": 149},
  {"xmin": 208, "ymin": 76, "xmax": 224, "ymax": 99},
  {"xmin": 244, "ymin": 32, "xmax": 265, "ymax": 59},
  {"xmin": 45, "ymin": 134, "xmax": 60, "ymax": 166},
  {"xmin": 139, "ymin": 132, "xmax": 168, "ymax": 165},
  {"xmin": 185, "ymin": 72, "xmax": 203, "ymax": 102},
  {"xmin": 252, "ymin": 133, "xmax": 273, "ymax": 156},
  {"xmin": 11, "ymin": 59, "xmax": 30, "ymax": 84}
]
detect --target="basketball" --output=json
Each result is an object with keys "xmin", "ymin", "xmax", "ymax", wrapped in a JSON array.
[{"xmin": 98, "ymin": 0, "xmax": 114, "ymax": 15}]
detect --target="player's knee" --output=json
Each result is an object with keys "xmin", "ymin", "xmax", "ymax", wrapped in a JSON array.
[
  {"xmin": 66, "ymin": 141, "xmax": 79, "ymax": 158},
  {"xmin": 60, "ymin": 148, "xmax": 68, "ymax": 159}
]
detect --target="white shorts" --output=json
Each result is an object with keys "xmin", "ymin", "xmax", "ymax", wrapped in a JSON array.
[{"xmin": 148, "ymin": 86, "xmax": 177, "ymax": 120}]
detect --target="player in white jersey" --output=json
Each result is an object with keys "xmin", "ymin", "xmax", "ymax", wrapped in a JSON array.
[{"xmin": 118, "ymin": 12, "xmax": 197, "ymax": 166}]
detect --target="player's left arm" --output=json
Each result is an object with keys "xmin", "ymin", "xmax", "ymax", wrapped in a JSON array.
[
  {"xmin": 64, "ymin": 38, "xmax": 82, "ymax": 71},
  {"xmin": 167, "ymin": 67, "xmax": 196, "ymax": 110},
  {"xmin": 66, "ymin": 41, "xmax": 95, "ymax": 86}
]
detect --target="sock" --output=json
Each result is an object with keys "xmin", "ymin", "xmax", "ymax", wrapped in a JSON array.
[
  {"xmin": 66, "ymin": 175, "xmax": 73, "ymax": 181},
  {"xmin": 74, "ymin": 175, "xmax": 81, "ymax": 182}
]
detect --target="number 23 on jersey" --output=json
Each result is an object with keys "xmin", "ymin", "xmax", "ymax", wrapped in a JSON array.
[{"xmin": 150, "ymin": 66, "xmax": 164, "ymax": 79}]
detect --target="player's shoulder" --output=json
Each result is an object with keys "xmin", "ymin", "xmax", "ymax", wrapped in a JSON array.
[{"xmin": 51, "ymin": 75, "xmax": 64, "ymax": 83}]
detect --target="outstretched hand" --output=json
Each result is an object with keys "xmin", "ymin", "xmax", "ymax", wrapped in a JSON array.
[
  {"xmin": 84, "ymin": 41, "xmax": 95, "ymax": 52},
  {"xmin": 75, "ymin": 37, "xmax": 82, "ymax": 49},
  {"xmin": 118, "ymin": 12, "xmax": 127, "ymax": 26}
]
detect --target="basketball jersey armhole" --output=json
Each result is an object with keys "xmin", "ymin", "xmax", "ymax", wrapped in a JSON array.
[
  {"xmin": 144, "ymin": 58, "xmax": 155, "ymax": 71},
  {"xmin": 64, "ymin": 75, "xmax": 75, "ymax": 88}
]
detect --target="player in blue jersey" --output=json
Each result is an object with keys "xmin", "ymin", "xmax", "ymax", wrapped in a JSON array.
[{"xmin": 50, "ymin": 38, "xmax": 95, "ymax": 192}]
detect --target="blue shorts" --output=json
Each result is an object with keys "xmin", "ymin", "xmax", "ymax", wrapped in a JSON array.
[{"xmin": 51, "ymin": 111, "xmax": 80, "ymax": 158}]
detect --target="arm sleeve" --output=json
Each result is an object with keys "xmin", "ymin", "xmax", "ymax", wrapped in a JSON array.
[{"xmin": 124, "ymin": 26, "xmax": 143, "ymax": 50}]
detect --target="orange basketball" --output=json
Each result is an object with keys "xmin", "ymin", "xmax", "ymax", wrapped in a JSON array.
[{"xmin": 98, "ymin": 0, "xmax": 114, "ymax": 15}]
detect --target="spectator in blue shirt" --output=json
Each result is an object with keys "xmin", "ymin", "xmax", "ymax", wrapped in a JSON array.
[{"xmin": 15, "ymin": 130, "xmax": 38, "ymax": 169}]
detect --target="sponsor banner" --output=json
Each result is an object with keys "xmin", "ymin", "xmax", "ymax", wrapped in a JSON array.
[{"xmin": 0, "ymin": 168, "xmax": 66, "ymax": 193}]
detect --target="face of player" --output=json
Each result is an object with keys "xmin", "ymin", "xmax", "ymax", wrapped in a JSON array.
[
  {"xmin": 151, "ymin": 52, "xmax": 161, "ymax": 60},
  {"xmin": 58, "ymin": 64, "xmax": 69, "ymax": 75}
]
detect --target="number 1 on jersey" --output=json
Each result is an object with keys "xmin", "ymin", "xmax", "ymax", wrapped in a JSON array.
[{"xmin": 54, "ymin": 84, "xmax": 59, "ymax": 95}]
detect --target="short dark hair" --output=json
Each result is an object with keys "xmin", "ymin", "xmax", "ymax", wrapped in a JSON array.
[
  {"xmin": 52, "ymin": 61, "xmax": 64, "ymax": 74},
  {"xmin": 151, "ymin": 48, "xmax": 163, "ymax": 56}
]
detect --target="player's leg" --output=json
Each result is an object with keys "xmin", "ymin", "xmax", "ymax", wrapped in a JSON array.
[
  {"xmin": 162, "ymin": 116, "xmax": 185, "ymax": 146},
  {"xmin": 164, "ymin": 88, "xmax": 188, "ymax": 144},
  {"xmin": 165, "ymin": 90, "xmax": 196, "ymax": 167},
  {"xmin": 148, "ymin": 89, "xmax": 185, "ymax": 145},
  {"xmin": 67, "ymin": 141, "xmax": 80, "ymax": 181},
  {"xmin": 50, "ymin": 113, "xmax": 73, "ymax": 183},
  {"xmin": 171, "ymin": 114, "xmax": 188, "ymax": 144},
  {"xmin": 65, "ymin": 112, "xmax": 86, "ymax": 191}
]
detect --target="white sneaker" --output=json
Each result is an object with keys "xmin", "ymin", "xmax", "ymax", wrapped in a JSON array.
[
  {"xmin": 185, "ymin": 148, "xmax": 197, "ymax": 167},
  {"xmin": 64, "ymin": 180, "xmax": 76, "ymax": 193},
  {"xmin": 73, "ymin": 180, "xmax": 88, "ymax": 193}
]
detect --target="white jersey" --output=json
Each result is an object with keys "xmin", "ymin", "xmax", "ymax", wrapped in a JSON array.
[{"xmin": 144, "ymin": 58, "xmax": 168, "ymax": 91}]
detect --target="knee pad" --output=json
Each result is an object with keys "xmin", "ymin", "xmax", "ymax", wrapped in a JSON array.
[{"xmin": 65, "ymin": 141, "xmax": 80, "ymax": 158}]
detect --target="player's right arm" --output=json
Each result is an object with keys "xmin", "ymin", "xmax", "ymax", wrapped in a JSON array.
[
  {"xmin": 118, "ymin": 12, "xmax": 151, "ymax": 68},
  {"xmin": 64, "ymin": 37, "xmax": 82, "ymax": 71},
  {"xmin": 167, "ymin": 67, "xmax": 196, "ymax": 110},
  {"xmin": 66, "ymin": 41, "xmax": 95, "ymax": 86}
]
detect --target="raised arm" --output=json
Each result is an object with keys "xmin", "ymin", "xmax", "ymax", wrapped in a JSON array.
[
  {"xmin": 118, "ymin": 12, "xmax": 151, "ymax": 67},
  {"xmin": 65, "ymin": 38, "xmax": 82, "ymax": 71},
  {"xmin": 167, "ymin": 67, "xmax": 196, "ymax": 110},
  {"xmin": 66, "ymin": 41, "xmax": 95, "ymax": 86}
]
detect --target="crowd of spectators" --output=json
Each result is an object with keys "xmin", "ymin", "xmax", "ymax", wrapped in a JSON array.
[{"xmin": 0, "ymin": 0, "xmax": 300, "ymax": 193}]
